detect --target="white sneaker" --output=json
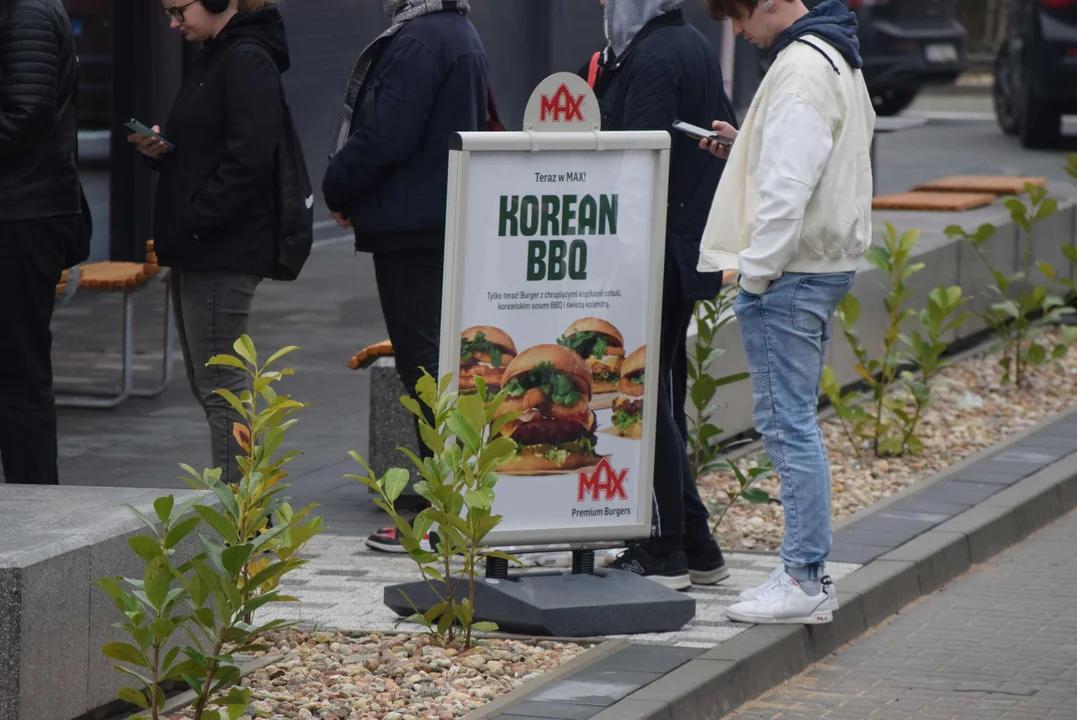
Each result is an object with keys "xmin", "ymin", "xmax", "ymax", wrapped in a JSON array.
[
  {"xmin": 726, "ymin": 572, "xmax": 835, "ymax": 625},
  {"xmin": 739, "ymin": 566, "xmax": 784, "ymax": 601}
]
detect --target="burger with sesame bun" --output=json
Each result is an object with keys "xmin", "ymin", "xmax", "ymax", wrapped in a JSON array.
[
  {"xmin": 494, "ymin": 344, "xmax": 600, "ymax": 474},
  {"xmin": 557, "ymin": 318, "xmax": 626, "ymax": 394},
  {"xmin": 612, "ymin": 346, "xmax": 645, "ymax": 439},
  {"xmin": 459, "ymin": 326, "xmax": 517, "ymax": 394}
]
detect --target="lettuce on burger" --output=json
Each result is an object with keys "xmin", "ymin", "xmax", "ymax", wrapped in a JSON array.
[
  {"xmin": 494, "ymin": 344, "xmax": 600, "ymax": 473},
  {"xmin": 460, "ymin": 326, "xmax": 517, "ymax": 394},
  {"xmin": 557, "ymin": 318, "xmax": 626, "ymax": 394},
  {"xmin": 612, "ymin": 345, "xmax": 645, "ymax": 439}
]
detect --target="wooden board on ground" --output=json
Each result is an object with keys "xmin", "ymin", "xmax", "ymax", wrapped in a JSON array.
[
  {"xmin": 913, "ymin": 175, "xmax": 1047, "ymax": 195},
  {"xmin": 872, "ymin": 191, "xmax": 996, "ymax": 212}
]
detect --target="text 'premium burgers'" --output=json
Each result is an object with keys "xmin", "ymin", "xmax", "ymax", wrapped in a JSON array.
[
  {"xmin": 612, "ymin": 346, "xmax": 645, "ymax": 438},
  {"xmin": 494, "ymin": 344, "xmax": 600, "ymax": 474},
  {"xmin": 459, "ymin": 326, "xmax": 517, "ymax": 394},
  {"xmin": 557, "ymin": 318, "xmax": 625, "ymax": 394}
]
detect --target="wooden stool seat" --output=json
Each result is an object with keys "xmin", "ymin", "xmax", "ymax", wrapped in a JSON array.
[{"xmin": 348, "ymin": 340, "xmax": 394, "ymax": 370}]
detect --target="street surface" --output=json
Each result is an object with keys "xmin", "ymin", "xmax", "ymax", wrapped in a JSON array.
[
  {"xmin": 731, "ymin": 507, "xmax": 1077, "ymax": 720},
  {"xmin": 7, "ymin": 91, "xmax": 1075, "ymax": 545}
]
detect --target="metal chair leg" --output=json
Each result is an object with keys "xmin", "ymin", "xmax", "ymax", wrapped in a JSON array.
[
  {"xmin": 55, "ymin": 290, "xmax": 134, "ymax": 409},
  {"xmin": 131, "ymin": 271, "xmax": 174, "ymax": 399}
]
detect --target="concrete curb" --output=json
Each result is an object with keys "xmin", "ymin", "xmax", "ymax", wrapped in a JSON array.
[
  {"xmin": 462, "ymin": 639, "xmax": 629, "ymax": 720},
  {"xmin": 589, "ymin": 448, "xmax": 1077, "ymax": 719}
]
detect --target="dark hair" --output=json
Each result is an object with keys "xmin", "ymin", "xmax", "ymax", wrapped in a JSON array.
[{"xmin": 703, "ymin": 0, "xmax": 759, "ymax": 21}]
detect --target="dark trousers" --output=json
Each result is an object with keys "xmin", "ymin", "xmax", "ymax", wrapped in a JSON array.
[
  {"xmin": 651, "ymin": 260, "xmax": 712, "ymax": 544},
  {"xmin": 0, "ymin": 217, "xmax": 78, "ymax": 484},
  {"xmin": 372, "ymin": 248, "xmax": 444, "ymax": 483}
]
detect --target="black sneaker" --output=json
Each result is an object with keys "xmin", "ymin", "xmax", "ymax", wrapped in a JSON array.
[
  {"xmin": 364, "ymin": 525, "xmax": 433, "ymax": 554},
  {"xmin": 686, "ymin": 539, "xmax": 730, "ymax": 586},
  {"xmin": 608, "ymin": 542, "xmax": 691, "ymax": 591}
]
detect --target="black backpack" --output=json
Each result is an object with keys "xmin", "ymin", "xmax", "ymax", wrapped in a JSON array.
[{"xmin": 235, "ymin": 41, "xmax": 313, "ymax": 281}]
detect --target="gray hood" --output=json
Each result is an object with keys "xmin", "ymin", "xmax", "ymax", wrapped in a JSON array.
[{"xmin": 604, "ymin": 0, "xmax": 684, "ymax": 58}]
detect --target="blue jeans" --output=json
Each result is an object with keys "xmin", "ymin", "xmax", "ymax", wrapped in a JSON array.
[{"xmin": 734, "ymin": 271, "xmax": 855, "ymax": 581}]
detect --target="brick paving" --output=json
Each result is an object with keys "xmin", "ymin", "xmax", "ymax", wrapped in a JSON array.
[{"xmin": 731, "ymin": 508, "xmax": 1077, "ymax": 719}]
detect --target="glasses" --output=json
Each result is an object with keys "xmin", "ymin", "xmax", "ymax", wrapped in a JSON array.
[{"xmin": 163, "ymin": 0, "xmax": 200, "ymax": 22}]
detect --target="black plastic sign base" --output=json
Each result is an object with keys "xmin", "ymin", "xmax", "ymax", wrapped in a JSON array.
[{"xmin": 383, "ymin": 568, "xmax": 696, "ymax": 637}]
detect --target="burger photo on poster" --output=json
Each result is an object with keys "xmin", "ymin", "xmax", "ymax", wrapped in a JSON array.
[
  {"xmin": 611, "ymin": 346, "xmax": 645, "ymax": 439},
  {"xmin": 493, "ymin": 344, "xmax": 602, "ymax": 475},
  {"xmin": 557, "ymin": 318, "xmax": 626, "ymax": 403},
  {"xmin": 459, "ymin": 326, "xmax": 517, "ymax": 394}
]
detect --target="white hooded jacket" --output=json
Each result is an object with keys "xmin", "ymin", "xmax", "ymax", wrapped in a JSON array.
[{"xmin": 697, "ymin": 35, "xmax": 876, "ymax": 295}]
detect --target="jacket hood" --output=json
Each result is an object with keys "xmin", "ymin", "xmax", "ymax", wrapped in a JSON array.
[
  {"xmin": 604, "ymin": 0, "xmax": 684, "ymax": 58},
  {"xmin": 769, "ymin": 0, "xmax": 861, "ymax": 70},
  {"xmin": 383, "ymin": 0, "xmax": 470, "ymax": 21},
  {"xmin": 215, "ymin": 7, "xmax": 290, "ymax": 72}
]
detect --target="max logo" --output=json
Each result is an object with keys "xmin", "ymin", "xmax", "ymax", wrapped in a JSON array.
[
  {"xmin": 540, "ymin": 84, "xmax": 586, "ymax": 123},
  {"xmin": 577, "ymin": 458, "xmax": 628, "ymax": 501}
]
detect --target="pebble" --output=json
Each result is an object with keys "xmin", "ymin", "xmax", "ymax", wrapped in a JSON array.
[
  {"xmin": 163, "ymin": 629, "xmax": 588, "ymax": 720},
  {"xmin": 702, "ymin": 331, "xmax": 1077, "ymax": 552}
]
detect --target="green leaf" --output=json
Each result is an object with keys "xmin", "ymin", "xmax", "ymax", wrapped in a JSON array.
[
  {"xmin": 123, "ymin": 504, "xmax": 160, "ymax": 534},
  {"xmin": 221, "ymin": 544, "xmax": 254, "ymax": 577},
  {"xmin": 153, "ymin": 496, "xmax": 174, "ymax": 525},
  {"xmin": 193, "ymin": 505, "xmax": 239, "ymax": 545},
  {"xmin": 864, "ymin": 245, "xmax": 890, "ymax": 272},
  {"xmin": 207, "ymin": 354, "xmax": 248, "ymax": 370},
  {"xmin": 164, "ymin": 516, "xmax": 201, "ymax": 550},
  {"xmin": 207, "ymin": 481, "xmax": 241, "ymax": 520},
  {"xmin": 741, "ymin": 487, "xmax": 771, "ymax": 504},
  {"xmin": 690, "ymin": 374, "xmax": 717, "ymax": 412},
  {"xmin": 713, "ymin": 371, "xmax": 750, "ymax": 388},
  {"xmin": 212, "ymin": 388, "xmax": 248, "ymax": 420},
  {"xmin": 472, "ymin": 621, "xmax": 499, "ymax": 632},
  {"xmin": 102, "ymin": 642, "xmax": 146, "ymax": 666},
  {"xmin": 837, "ymin": 294, "xmax": 861, "ymax": 326},
  {"xmin": 128, "ymin": 535, "xmax": 161, "ymax": 562},
  {"xmin": 118, "ymin": 688, "xmax": 150, "ymax": 710},
  {"xmin": 458, "ymin": 392, "xmax": 487, "ymax": 437},
  {"xmin": 263, "ymin": 345, "xmax": 300, "ymax": 369},
  {"xmin": 144, "ymin": 555, "xmax": 171, "ymax": 609},
  {"xmin": 383, "ymin": 468, "xmax": 411, "ymax": 503},
  {"xmin": 234, "ymin": 335, "xmax": 258, "ymax": 366}
]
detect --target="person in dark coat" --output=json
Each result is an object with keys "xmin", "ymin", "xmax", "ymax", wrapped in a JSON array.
[
  {"xmin": 589, "ymin": 0, "xmax": 739, "ymax": 589},
  {"xmin": 131, "ymin": 0, "xmax": 291, "ymax": 483},
  {"xmin": 321, "ymin": 0, "xmax": 489, "ymax": 553},
  {"xmin": 0, "ymin": 0, "xmax": 87, "ymax": 484}
]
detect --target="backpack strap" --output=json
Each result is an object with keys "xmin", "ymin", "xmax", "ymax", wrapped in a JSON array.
[
  {"xmin": 794, "ymin": 38, "xmax": 841, "ymax": 75},
  {"xmin": 586, "ymin": 51, "xmax": 603, "ymax": 89}
]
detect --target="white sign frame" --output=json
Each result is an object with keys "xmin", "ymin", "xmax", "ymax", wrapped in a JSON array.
[{"xmin": 438, "ymin": 129, "xmax": 670, "ymax": 547}]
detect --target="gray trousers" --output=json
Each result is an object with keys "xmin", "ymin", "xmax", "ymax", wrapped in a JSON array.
[{"xmin": 171, "ymin": 270, "xmax": 260, "ymax": 484}]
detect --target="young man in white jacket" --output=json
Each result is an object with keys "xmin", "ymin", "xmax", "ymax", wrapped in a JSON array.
[{"xmin": 697, "ymin": 0, "xmax": 875, "ymax": 625}]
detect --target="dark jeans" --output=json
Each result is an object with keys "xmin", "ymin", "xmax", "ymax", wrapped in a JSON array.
[
  {"xmin": 0, "ymin": 216, "xmax": 79, "ymax": 484},
  {"xmin": 172, "ymin": 270, "xmax": 261, "ymax": 485},
  {"xmin": 373, "ymin": 248, "xmax": 444, "ymax": 480},
  {"xmin": 651, "ymin": 260, "xmax": 712, "ymax": 544}
]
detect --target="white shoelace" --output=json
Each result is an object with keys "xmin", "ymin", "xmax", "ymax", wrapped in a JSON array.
[{"xmin": 751, "ymin": 567, "xmax": 785, "ymax": 599}]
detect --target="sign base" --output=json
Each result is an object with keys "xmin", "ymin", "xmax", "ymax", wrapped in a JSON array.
[{"xmin": 383, "ymin": 569, "xmax": 696, "ymax": 637}]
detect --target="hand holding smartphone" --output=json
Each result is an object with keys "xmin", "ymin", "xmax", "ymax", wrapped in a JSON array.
[
  {"xmin": 672, "ymin": 119, "xmax": 734, "ymax": 147},
  {"xmin": 122, "ymin": 118, "xmax": 174, "ymax": 158}
]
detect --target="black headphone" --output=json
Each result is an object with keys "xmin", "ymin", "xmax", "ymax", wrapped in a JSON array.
[{"xmin": 202, "ymin": 0, "xmax": 230, "ymax": 14}]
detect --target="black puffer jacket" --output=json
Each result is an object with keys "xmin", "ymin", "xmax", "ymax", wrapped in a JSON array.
[
  {"xmin": 151, "ymin": 9, "xmax": 287, "ymax": 277},
  {"xmin": 589, "ymin": 9, "xmax": 738, "ymax": 302},
  {"xmin": 0, "ymin": 0, "xmax": 81, "ymax": 222}
]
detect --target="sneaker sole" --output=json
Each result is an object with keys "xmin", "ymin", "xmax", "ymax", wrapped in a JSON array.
[
  {"xmin": 645, "ymin": 573, "xmax": 692, "ymax": 592},
  {"xmin": 725, "ymin": 608, "xmax": 833, "ymax": 625},
  {"xmin": 689, "ymin": 565, "xmax": 731, "ymax": 586},
  {"xmin": 364, "ymin": 539, "xmax": 431, "ymax": 554}
]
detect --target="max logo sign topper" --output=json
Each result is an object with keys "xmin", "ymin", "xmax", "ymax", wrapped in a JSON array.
[
  {"xmin": 540, "ymin": 84, "xmax": 585, "ymax": 123},
  {"xmin": 578, "ymin": 458, "xmax": 629, "ymax": 502},
  {"xmin": 523, "ymin": 72, "xmax": 602, "ymax": 132}
]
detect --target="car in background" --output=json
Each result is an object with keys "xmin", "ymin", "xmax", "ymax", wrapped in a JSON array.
[
  {"xmin": 994, "ymin": 0, "xmax": 1077, "ymax": 149},
  {"xmin": 793, "ymin": 0, "xmax": 967, "ymax": 116}
]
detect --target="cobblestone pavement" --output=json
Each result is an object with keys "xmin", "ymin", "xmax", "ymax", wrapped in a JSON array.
[{"xmin": 731, "ymin": 508, "xmax": 1077, "ymax": 720}]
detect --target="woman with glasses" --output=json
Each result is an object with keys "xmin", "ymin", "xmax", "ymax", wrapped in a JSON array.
[{"xmin": 129, "ymin": 0, "xmax": 291, "ymax": 483}]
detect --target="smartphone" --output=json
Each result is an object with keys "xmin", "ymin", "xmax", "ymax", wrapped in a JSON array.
[
  {"xmin": 672, "ymin": 120, "xmax": 734, "ymax": 147},
  {"xmin": 121, "ymin": 119, "xmax": 175, "ymax": 152}
]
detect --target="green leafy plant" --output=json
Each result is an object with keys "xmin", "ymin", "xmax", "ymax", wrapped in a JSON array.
[
  {"xmin": 946, "ymin": 183, "xmax": 1076, "ymax": 386},
  {"xmin": 95, "ymin": 336, "xmax": 323, "ymax": 720},
  {"xmin": 707, "ymin": 452, "xmax": 779, "ymax": 534},
  {"xmin": 686, "ymin": 285, "xmax": 775, "ymax": 523},
  {"xmin": 824, "ymin": 226, "xmax": 968, "ymax": 457},
  {"xmin": 347, "ymin": 372, "xmax": 519, "ymax": 648}
]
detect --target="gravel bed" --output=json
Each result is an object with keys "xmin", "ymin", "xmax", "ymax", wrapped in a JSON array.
[
  {"xmin": 173, "ymin": 629, "xmax": 591, "ymax": 720},
  {"xmin": 701, "ymin": 331, "xmax": 1077, "ymax": 552}
]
